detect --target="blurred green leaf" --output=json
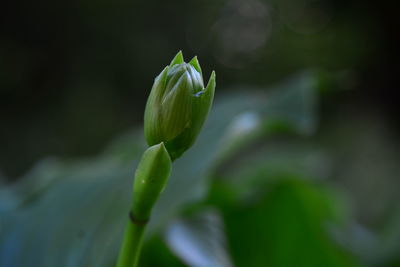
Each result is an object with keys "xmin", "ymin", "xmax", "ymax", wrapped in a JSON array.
[
  {"xmin": 220, "ymin": 178, "xmax": 358, "ymax": 267},
  {"xmin": 0, "ymin": 71, "xmax": 324, "ymax": 266},
  {"xmin": 165, "ymin": 208, "xmax": 232, "ymax": 267},
  {"xmin": 214, "ymin": 71, "xmax": 320, "ymax": 164},
  {"xmin": 139, "ymin": 236, "xmax": 186, "ymax": 267},
  {"xmin": 216, "ymin": 136, "xmax": 331, "ymax": 202},
  {"xmin": 316, "ymin": 112, "xmax": 400, "ymax": 266}
]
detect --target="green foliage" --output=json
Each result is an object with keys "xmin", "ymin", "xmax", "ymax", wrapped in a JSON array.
[
  {"xmin": 219, "ymin": 178, "xmax": 356, "ymax": 267},
  {"xmin": 1, "ymin": 70, "xmax": 398, "ymax": 267},
  {"xmin": 165, "ymin": 208, "xmax": 232, "ymax": 267}
]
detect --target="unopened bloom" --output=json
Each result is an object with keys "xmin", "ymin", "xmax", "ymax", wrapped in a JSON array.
[{"xmin": 144, "ymin": 51, "xmax": 216, "ymax": 160}]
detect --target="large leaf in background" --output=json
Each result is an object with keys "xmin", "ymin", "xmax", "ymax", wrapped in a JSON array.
[
  {"xmin": 165, "ymin": 209, "xmax": 232, "ymax": 267},
  {"xmin": 316, "ymin": 112, "xmax": 400, "ymax": 267},
  {"xmin": 376, "ymin": 209, "xmax": 400, "ymax": 267},
  {"xmin": 216, "ymin": 136, "xmax": 331, "ymax": 202},
  {"xmin": 215, "ymin": 71, "xmax": 319, "ymax": 163},
  {"xmin": 213, "ymin": 101, "xmax": 400, "ymax": 267},
  {"xmin": 0, "ymin": 71, "xmax": 321, "ymax": 267},
  {"xmin": 218, "ymin": 178, "xmax": 358, "ymax": 267}
]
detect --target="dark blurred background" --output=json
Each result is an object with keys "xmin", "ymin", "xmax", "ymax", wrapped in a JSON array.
[
  {"xmin": 1, "ymin": 0, "xmax": 398, "ymax": 181},
  {"xmin": 2, "ymin": 1, "xmax": 400, "ymax": 267}
]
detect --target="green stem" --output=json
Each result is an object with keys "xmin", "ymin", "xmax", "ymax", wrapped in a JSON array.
[
  {"xmin": 116, "ymin": 143, "xmax": 172, "ymax": 267},
  {"xmin": 116, "ymin": 216, "xmax": 147, "ymax": 267}
]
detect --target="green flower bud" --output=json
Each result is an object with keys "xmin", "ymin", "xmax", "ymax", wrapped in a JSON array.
[{"xmin": 144, "ymin": 51, "xmax": 216, "ymax": 160}]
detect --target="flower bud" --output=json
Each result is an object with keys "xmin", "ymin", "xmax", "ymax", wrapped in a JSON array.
[{"xmin": 144, "ymin": 51, "xmax": 216, "ymax": 160}]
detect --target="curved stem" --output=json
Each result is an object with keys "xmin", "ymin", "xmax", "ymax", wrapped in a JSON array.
[{"xmin": 116, "ymin": 217, "xmax": 147, "ymax": 267}]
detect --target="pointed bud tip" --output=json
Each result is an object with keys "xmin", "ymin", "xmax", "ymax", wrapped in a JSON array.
[
  {"xmin": 188, "ymin": 56, "xmax": 198, "ymax": 64},
  {"xmin": 146, "ymin": 142, "xmax": 171, "ymax": 162},
  {"xmin": 188, "ymin": 56, "xmax": 202, "ymax": 75},
  {"xmin": 154, "ymin": 66, "xmax": 169, "ymax": 84},
  {"xmin": 160, "ymin": 65, "xmax": 169, "ymax": 76},
  {"xmin": 206, "ymin": 71, "xmax": 216, "ymax": 89},
  {"xmin": 175, "ymin": 71, "xmax": 191, "ymax": 91},
  {"xmin": 170, "ymin": 51, "xmax": 184, "ymax": 66},
  {"xmin": 210, "ymin": 70, "xmax": 216, "ymax": 80},
  {"xmin": 150, "ymin": 141, "xmax": 166, "ymax": 152}
]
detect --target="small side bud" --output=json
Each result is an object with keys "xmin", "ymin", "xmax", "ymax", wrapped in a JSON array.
[{"xmin": 132, "ymin": 142, "xmax": 172, "ymax": 221}]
